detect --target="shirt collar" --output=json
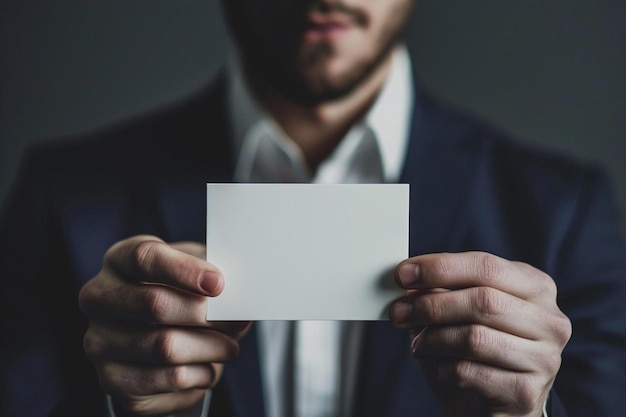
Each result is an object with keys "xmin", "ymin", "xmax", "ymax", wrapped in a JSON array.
[
  {"xmin": 364, "ymin": 45, "xmax": 414, "ymax": 182},
  {"xmin": 227, "ymin": 45, "xmax": 414, "ymax": 183}
]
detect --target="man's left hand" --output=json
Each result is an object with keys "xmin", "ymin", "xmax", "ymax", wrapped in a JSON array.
[{"xmin": 390, "ymin": 252, "xmax": 572, "ymax": 417}]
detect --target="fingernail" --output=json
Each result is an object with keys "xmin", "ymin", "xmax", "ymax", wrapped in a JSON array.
[
  {"xmin": 200, "ymin": 271, "xmax": 221, "ymax": 295},
  {"xmin": 391, "ymin": 300, "xmax": 413, "ymax": 324},
  {"xmin": 398, "ymin": 263, "xmax": 420, "ymax": 288}
]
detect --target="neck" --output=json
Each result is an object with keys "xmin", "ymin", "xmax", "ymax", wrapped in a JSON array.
[{"xmin": 245, "ymin": 51, "xmax": 394, "ymax": 173}]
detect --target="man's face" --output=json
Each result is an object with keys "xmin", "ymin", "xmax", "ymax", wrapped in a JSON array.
[{"xmin": 221, "ymin": 0, "xmax": 414, "ymax": 105}]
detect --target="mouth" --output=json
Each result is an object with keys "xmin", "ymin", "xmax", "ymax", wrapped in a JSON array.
[{"xmin": 300, "ymin": 11, "xmax": 358, "ymax": 42}]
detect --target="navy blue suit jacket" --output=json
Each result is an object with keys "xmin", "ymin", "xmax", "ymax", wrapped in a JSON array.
[{"xmin": 1, "ymin": 75, "xmax": 626, "ymax": 417}]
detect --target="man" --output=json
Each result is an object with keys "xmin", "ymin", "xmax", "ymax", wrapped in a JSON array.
[{"xmin": 1, "ymin": 1, "xmax": 625, "ymax": 416}]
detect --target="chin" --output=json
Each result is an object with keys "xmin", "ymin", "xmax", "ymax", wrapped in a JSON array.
[{"xmin": 279, "ymin": 68, "xmax": 365, "ymax": 104}]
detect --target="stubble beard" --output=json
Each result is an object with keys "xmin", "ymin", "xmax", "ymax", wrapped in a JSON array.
[{"xmin": 247, "ymin": 35, "xmax": 400, "ymax": 107}]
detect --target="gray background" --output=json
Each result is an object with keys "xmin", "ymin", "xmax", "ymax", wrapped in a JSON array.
[{"xmin": 1, "ymin": 1, "xmax": 625, "ymax": 232}]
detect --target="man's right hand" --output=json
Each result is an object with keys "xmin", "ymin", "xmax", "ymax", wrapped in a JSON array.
[{"xmin": 78, "ymin": 235, "xmax": 250, "ymax": 416}]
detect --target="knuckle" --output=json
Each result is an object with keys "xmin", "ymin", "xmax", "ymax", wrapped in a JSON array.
[
  {"xmin": 134, "ymin": 240, "xmax": 161, "ymax": 275},
  {"xmin": 429, "ymin": 256, "xmax": 455, "ymax": 280},
  {"xmin": 143, "ymin": 287, "xmax": 171, "ymax": 323},
  {"xmin": 553, "ymin": 312, "xmax": 573, "ymax": 347},
  {"xmin": 538, "ymin": 271, "xmax": 558, "ymax": 298},
  {"xmin": 419, "ymin": 294, "xmax": 443, "ymax": 323},
  {"xmin": 166, "ymin": 365, "xmax": 199, "ymax": 390},
  {"xmin": 208, "ymin": 331, "xmax": 241, "ymax": 362},
  {"xmin": 82, "ymin": 329, "xmax": 105, "ymax": 360},
  {"xmin": 451, "ymin": 360, "xmax": 477, "ymax": 388},
  {"xmin": 102, "ymin": 242, "xmax": 121, "ymax": 267},
  {"xmin": 97, "ymin": 363, "xmax": 118, "ymax": 394},
  {"xmin": 518, "ymin": 261, "xmax": 558, "ymax": 299},
  {"xmin": 477, "ymin": 252, "xmax": 502, "ymax": 284},
  {"xmin": 223, "ymin": 337, "xmax": 241, "ymax": 361},
  {"xmin": 78, "ymin": 280, "xmax": 97, "ymax": 314},
  {"xmin": 473, "ymin": 287, "xmax": 507, "ymax": 319},
  {"xmin": 465, "ymin": 325, "xmax": 493, "ymax": 356},
  {"xmin": 512, "ymin": 376, "xmax": 542, "ymax": 414},
  {"xmin": 166, "ymin": 365, "xmax": 187, "ymax": 388},
  {"xmin": 561, "ymin": 315, "xmax": 573, "ymax": 344},
  {"xmin": 210, "ymin": 363, "xmax": 224, "ymax": 387},
  {"xmin": 151, "ymin": 330, "xmax": 178, "ymax": 362}
]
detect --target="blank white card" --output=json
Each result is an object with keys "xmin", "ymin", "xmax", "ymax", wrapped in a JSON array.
[{"xmin": 206, "ymin": 183, "xmax": 409, "ymax": 320}]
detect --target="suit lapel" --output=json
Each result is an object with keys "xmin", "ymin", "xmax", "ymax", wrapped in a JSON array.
[{"xmin": 400, "ymin": 88, "xmax": 487, "ymax": 256}]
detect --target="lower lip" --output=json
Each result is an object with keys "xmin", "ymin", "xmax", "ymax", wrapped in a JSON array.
[{"xmin": 301, "ymin": 24, "xmax": 349, "ymax": 42}]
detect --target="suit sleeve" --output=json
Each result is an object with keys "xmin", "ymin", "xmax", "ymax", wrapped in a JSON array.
[
  {"xmin": 550, "ymin": 169, "xmax": 626, "ymax": 416},
  {"xmin": 0, "ymin": 149, "xmax": 106, "ymax": 417}
]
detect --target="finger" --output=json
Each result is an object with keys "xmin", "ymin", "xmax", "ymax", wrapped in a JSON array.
[
  {"xmin": 110, "ymin": 388, "xmax": 207, "ymax": 417},
  {"xmin": 390, "ymin": 287, "xmax": 570, "ymax": 343},
  {"xmin": 83, "ymin": 322, "xmax": 241, "ymax": 365},
  {"xmin": 411, "ymin": 324, "xmax": 562, "ymax": 374},
  {"xmin": 170, "ymin": 241, "xmax": 207, "ymax": 260},
  {"xmin": 423, "ymin": 358, "xmax": 550, "ymax": 416},
  {"xmin": 206, "ymin": 320, "xmax": 253, "ymax": 337},
  {"xmin": 80, "ymin": 270, "xmax": 212, "ymax": 325},
  {"xmin": 98, "ymin": 362, "xmax": 219, "ymax": 396},
  {"xmin": 104, "ymin": 235, "xmax": 223, "ymax": 296},
  {"xmin": 395, "ymin": 252, "xmax": 557, "ymax": 305},
  {"xmin": 80, "ymin": 271, "xmax": 256, "ymax": 330}
]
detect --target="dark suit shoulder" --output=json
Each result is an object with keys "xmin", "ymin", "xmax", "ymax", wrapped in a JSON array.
[
  {"xmin": 410, "ymin": 85, "xmax": 622, "ymax": 266},
  {"xmin": 417, "ymin": 84, "xmax": 602, "ymax": 181},
  {"xmin": 11, "ymin": 76, "xmax": 232, "ymax": 202},
  {"xmin": 23, "ymin": 77, "xmax": 226, "ymax": 167},
  {"xmin": 432, "ymin": 89, "xmax": 609, "ymax": 210}
]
